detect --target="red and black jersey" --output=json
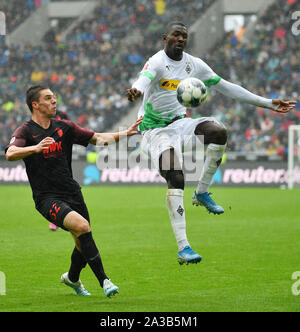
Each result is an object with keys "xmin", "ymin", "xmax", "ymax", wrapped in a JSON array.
[{"xmin": 5, "ymin": 119, "xmax": 94, "ymax": 202}]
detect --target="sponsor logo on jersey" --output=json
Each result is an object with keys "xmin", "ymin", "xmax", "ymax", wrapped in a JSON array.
[
  {"xmin": 160, "ymin": 79, "xmax": 181, "ymax": 91},
  {"xmin": 43, "ymin": 141, "xmax": 63, "ymax": 158}
]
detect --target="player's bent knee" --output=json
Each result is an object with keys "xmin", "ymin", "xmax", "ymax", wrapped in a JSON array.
[
  {"xmin": 71, "ymin": 222, "xmax": 91, "ymax": 238},
  {"xmin": 76, "ymin": 221, "xmax": 91, "ymax": 235},
  {"xmin": 63, "ymin": 211, "xmax": 91, "ymax": 236},
  {"xmin": 165, "ymin": 170, "xmax": 185, "ymax": 190},
  {"xmin": 215, "ymin": 127, "xmax": 227, "ymax": 145},
  {"xmin": 195, "ymin": 122, "xmax": 227, "ymax": 145}
]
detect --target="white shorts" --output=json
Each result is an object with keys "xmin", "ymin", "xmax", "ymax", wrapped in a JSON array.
[{"xmin": 141, "ymin": 116, "xmax": 225, "ymax": 170}]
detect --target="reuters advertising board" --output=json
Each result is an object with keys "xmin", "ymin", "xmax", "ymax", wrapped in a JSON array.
[{"xmin": 1, "ymin": 160, "xmax": 300, "ymax": 188}]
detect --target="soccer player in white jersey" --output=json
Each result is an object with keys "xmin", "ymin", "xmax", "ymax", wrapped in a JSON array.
[{"xmin": 127, "ymin": 22, "xmax": 296, "ymax": 265}]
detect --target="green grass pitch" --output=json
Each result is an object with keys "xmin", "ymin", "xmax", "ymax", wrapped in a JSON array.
[{"xmin": 0, "ymin": 185, "xmax": 299, "ymax": 312}]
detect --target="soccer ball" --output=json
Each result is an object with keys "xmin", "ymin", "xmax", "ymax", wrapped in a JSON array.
[{"xmin": 176, "ymin": 77, "xmax": 208, "ymax": 108}]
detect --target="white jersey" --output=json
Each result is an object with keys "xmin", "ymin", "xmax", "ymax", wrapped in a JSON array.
[{"xmin": 133, "ymin": 50, "xmax": 221, "ymax": 131}]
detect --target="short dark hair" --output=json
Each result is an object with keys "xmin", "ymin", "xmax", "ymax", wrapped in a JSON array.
[
  {"xmin": 165, "ymin": 21, "xmax": 187, "ymax": 34},
  {"xmin": 26, "ymin": 85, "xmax": 48, "ymax": 113}
]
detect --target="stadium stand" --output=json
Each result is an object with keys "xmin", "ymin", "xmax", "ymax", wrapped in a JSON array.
[
  {"xmin": 200, "ymin": 0, "xmax": 299, "ymax": 159},
  {"xmin": 2, "ymin": 0, "xmax": 42, "ymax": 34},
  {"xmin": 0, "ymin": 0, "xmax": 299, "ymax": 160},
  {"xmin": 0, "ymin": 0, "xmax": 215, "ymax": 151}
]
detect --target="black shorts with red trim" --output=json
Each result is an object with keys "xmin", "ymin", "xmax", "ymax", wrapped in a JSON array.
[{"xmin": 35, "ymin": 191, "xmax": 90, "ymax": 231}]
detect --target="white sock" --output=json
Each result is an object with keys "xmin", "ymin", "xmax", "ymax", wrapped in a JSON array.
[
  {"xmin": 166, "ymin": 189, "xmax": 189, "ymax": 251},
  {"xmin": 196, "ymin": 143, "xmax": 226, "ymax": 194}
]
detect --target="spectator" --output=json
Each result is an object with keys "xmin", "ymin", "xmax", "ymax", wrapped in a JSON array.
[{"xmin": 260, "ymin": 116, "xmax": 274, "ymax": 133}]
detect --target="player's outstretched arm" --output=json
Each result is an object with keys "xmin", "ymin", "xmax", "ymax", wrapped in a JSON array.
[
  {"xmin": 214, "ymin": 78, "xmax": 297, "ymax": 113},
  {"xmin": 89, "ymin": 117, "xmax": 143, "ymax": 146},
  {"xmin": 6, "ymin": 137, "xmax": 55, "ymax": 161}
]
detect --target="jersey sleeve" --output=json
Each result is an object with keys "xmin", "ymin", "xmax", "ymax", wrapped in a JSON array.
[
  {"xmin": 132, "ymin": 55, "xmax": 160, "ymax": 93},
  {"xmin": 139, "ymin": 56, "xmax": 159, "ymax": 81},
  {"xmin": 5, "ymin": 124, "xmax": 28, "ymax": 153},
  {"xmin": 195, "ymin": 58, "xmax": 221, "ymax": 88},
  {"xmin": 213, "ymin": 78, "xmax": 276, "ymax": 110},
  {"xmin": 64, "ymin": 120, "xmax": 95, "ymax": 147}
]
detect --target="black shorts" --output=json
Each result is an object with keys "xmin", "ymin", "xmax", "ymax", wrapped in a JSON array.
[{"xmin": 35, "ymin": 191, "xmax": 90, "ymax": 231}]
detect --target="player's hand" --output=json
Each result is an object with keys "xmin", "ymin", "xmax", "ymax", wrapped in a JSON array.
[
  {"xmin": 272, "ymin": 99, "xmax": 297, "ymax": 113},
  {"xmin": 126, "ymin": 116, "xmax": 143, "ymax": 136},
  {"xmin": 35, "ymin": 137, "xmax": 55, "ymax": 153},
  {"xmin": 127, "ymin": 88, "xmax": 142, "ymax": 102}
]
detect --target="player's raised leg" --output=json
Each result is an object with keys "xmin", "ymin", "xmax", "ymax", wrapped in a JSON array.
[
  {"xmin": 160, "ymin": 149, "xmax": 202, "ymax": 265},
  {"xmin": 193, "ymin": 121, "xmax": 227, "ymax": 214}
]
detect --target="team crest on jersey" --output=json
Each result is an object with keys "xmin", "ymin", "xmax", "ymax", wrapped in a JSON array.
[
  {"xmin": 160, "ymin": 79, "xmax": 181, "ymax": 91},
  {"xmin": 185, "ymin": 62, "xmax": 192, "ymax": 74},
  {"xmin": 54, "ymin": 127, "xmax": 63, "ymax": 137}
]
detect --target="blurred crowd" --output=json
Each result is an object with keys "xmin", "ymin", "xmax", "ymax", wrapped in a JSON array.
[
  {"xmin": 200, "ymin": 0, "xmax": 300, "ymax": 158},
  {"xmin": 0, "ymin": 0, "xmax": 213, "ymax": 151},
  {"xmin": 2, "ymin": 0, "xmax": 45, "ymax": 34},
  {"xmin": 0, "ymin": 0, "xmax": 299, "ymax": 160}
]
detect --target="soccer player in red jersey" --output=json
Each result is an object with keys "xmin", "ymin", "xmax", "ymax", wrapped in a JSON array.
[
  {"xmin": 49, "ymin": 109, "xmax": 69, "ymax": 231},
  {"xmin": 5, "ymin": 85, "xmax": 142, "ymax": 297}
]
